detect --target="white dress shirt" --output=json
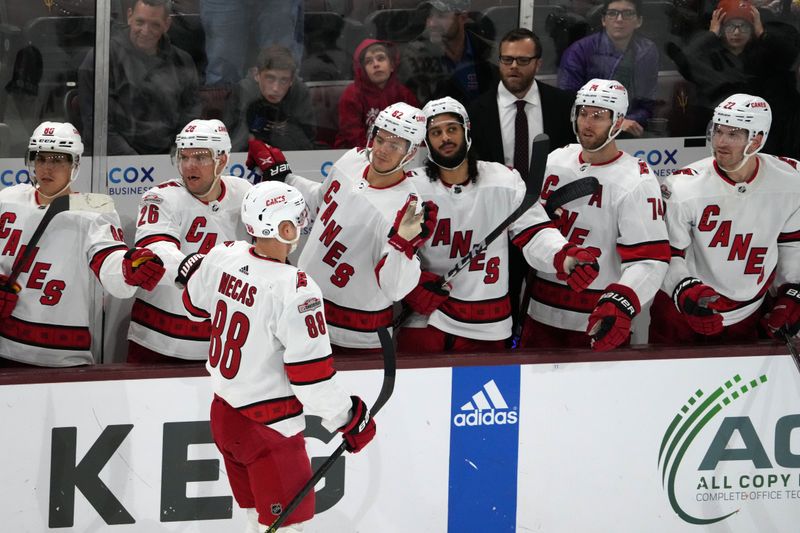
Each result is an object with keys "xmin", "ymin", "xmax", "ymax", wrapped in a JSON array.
[{"xmin": 496, "ymin": 80, "xmax": 544, "ymax": 168}]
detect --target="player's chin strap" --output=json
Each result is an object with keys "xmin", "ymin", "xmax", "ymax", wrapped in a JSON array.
[
  {"xmin": 714, "ymin": 146, "xmax": 759, "ymax": 174},
  {"xmin": 578, "ymin": 120, "xmax": 623, "ymax": 154},
  {"xmin": 274, "ymin": 229, "xmax": 300, "ymax": 254},
  {"xmin": 185, "ymin": 157, "xmax": 225, "ymax": 200},
  {"xmin": 33, "ymin": 162, "xmax": 79, "ymax": 200}
]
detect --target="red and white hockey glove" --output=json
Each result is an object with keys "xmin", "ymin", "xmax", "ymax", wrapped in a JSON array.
[
  {"xmin": 0, "ymin": 275, "xmax": 21, "ymax": 319},
  {"xmin": 246, "ymin": 139, "xmax": 291, "ymax": 183},
  {"xmin": 387, "ymin": 195, "xmax": 438, "ymax": 259},
  {"xmin": 339, "ymin": 396, "xmax": 376, "ymax": 453},
  {"xmin": 673, "ymin": 277, "xmax": 724, "ymax": 336},
  {"xmin": 404, "ymin": 271, "xmax": 450, "ymax": 315},
  {"xmin": 123, "ymin": 248, "xmax": 165, "ymax": 291},
  {"xmin": 174, "ymin": 253, "xmax": 206, "ymax": 289},
  {"xmin": 763, "ymin": 283, "xmax": 800, "ymax": 337},
  {"xmin": 554, "ymin": 243, "xmax": 600, "ymax": 292},
  {"xmin": 587, "ymin": 283, "xmax": 640, "ymax": 351}
]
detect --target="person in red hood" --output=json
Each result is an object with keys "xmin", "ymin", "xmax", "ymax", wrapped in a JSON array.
[{"xmin": 334, "ymin": 39, "xmax": 419, "ymax": 149}]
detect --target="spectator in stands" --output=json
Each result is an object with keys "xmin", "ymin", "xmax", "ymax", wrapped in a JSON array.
[
  {"xmin": 557, "ymin": 0, "xmax": 658, "ymax": 136},
  {"xmin": 231, "ymin": 45, "xmax": 317, "ymax": 152},
  {"xmin": 78, "ymin": 0, "xmax": 200, "ymax": 155},
  {"xmin": 200, "ymin": 0, "xmax": 304, "ymax": 86},
  {"xmin": 400, "ymin": 0, "xmax": 499, "ymax": 107},
  {"xmin": 666, "ymin": 0, "xmax": 800, "ymax": 156},
  {"xmin": 335, "ymin": 39, "xmax": 419, "ymax": 149},
  {"xmin": 0, "ymin": 122, "xmax": 165, "ymax": 367}
]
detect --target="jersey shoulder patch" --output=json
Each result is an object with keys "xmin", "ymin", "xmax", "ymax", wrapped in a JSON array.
[
  {"xmin": 297, "ymin": 296, "xmax": 322, "ymax": 314},
  {"xmin": 296, "ymin": 271, "xmax": 308, "ymax": 288}
]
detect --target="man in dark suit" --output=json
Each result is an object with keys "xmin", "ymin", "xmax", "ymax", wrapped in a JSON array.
[{"xmin": 468, "ymin": 28, "xmax": 575, "ymax": 344}]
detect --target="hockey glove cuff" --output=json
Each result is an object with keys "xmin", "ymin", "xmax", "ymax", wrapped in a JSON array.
[
  {"xmin": 764, "ymin": 283, "xmax": 800, "ymax": 338},
  {"xmin": 404, "ymin": 271, "xmax": 450, "ymax": 315},
  {"xmin": 673, "ymin": 277, "xmax": 724, "ymax": 336},
  {"xmin": 554, "ymin": 243, "xmax": 600, "ymax": 292},
  {"xmin": 123, "ymin": 248, "xmax": 165, "ymax": 291},
  {"xmin": 587, "ymin": 283, "xmax": 640, "ymax": 351},
  {"xmin": 339, "ymin": 396, "xmax": 376, "ymax": 453},
  {"xmin": 246, "ymin": 139, "xmax": 291, "ymax": 183},
  {"xmin": 0, "ymin": 275, "xmax": 21, "ymax": 319},
  {"xmin": 174, "ymin": 253, "xmax": 206, "ymax": 289}
]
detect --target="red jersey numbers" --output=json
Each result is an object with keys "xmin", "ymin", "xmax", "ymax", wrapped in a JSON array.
[
  {"xmin": 209, "ymin": 300, "xmax": 250, "ymax": 379},
  {"xmin": 646, "ymin": 197, "xmax": 665, "ymax": 220},
  {"xmin": 137, "ymin": 204, "xmax": 160, "ymax": 226},
  {"xmin": 304, "ymin": 311, "xmax": 327, "ymax": 338},
  {"xmin": 185, "ymin": 217, "xmax": 218, "ymax": 254}
]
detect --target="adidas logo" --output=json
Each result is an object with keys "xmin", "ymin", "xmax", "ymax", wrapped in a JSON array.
[
  {"xmin": 453, "ymin": 379, "xmax": 518, "ymax": 427},
  {"xmin": 239, "ymin": 265, "xmax": 249, "ymax": 275}
]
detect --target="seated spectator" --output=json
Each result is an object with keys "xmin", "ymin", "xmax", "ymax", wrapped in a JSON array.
[
  {"xmin": 0, "ymin": 122, "xmax": 165, "ymax": 367},
  {"xmin": 78, "ymin": 0, "xmax": 200, "ymax": 155},
  {"xmin": 231, "ymin": 45, "xmax": 316, "ymax": 152},
  {"xmin": 557, "ymin": 0, "xmax": 658, "ymax": 136},
  {"xmin": 399, "ymin": 0, "xmax": 499, "ymax": 107},
  {"xmin": 335, "ymin": 39, "xmax": 419, "ymax": 149},
  {"xmin": 667, "ymin": 0, "xmax": 800, "ymax": 155}
]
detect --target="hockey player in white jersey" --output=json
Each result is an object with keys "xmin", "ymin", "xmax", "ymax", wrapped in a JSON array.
[
  {"xmin": 521, "ymin": 79, "xmax": 671, "ymax": 351},
  {"xmin": 0, "ymin": 122, "xmax": 166, "ymax": 367},
  {"xmin": 650, "ymin": 94, "xmax": 800, "ymax": 344},
  {"xmin": 396, "ymin": 97, "xmax": 600, "ymax": 352},
  {"xmin": 271, "ymin": 102, "xmax": 438, "ymax": 353},
  {"xmin": 126, "ymin": 119, "xmax": 252, "ymax": 363},
  {"xmin": 181, "ymin": 182, "xmax": 376, "ymax": 533}
]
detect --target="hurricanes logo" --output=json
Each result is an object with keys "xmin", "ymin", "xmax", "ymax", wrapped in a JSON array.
[{"xmin": 658, "ymin": 373, "xmax": 768, "ymax": 524}]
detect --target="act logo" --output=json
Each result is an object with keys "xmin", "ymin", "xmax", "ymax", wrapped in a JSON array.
[
  {"xmin": 453, "ymin": 379, "xmax": 518, "ymax": 427},
  {"xmin": 656, "ymin": 372, "xmax": 800, "ymax": 525}
]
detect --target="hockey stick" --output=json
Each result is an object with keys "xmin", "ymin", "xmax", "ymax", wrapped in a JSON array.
[
  {"xmin": 5, "ymin": 193, "xmax": 115, "ymax": 288},
  {"xmin": 267, "ymin": 327, "xmax": 396, "ymax": 532},
  {"xmin": 777, "ymin": 328, "xmax": 800, "ymax": 377}
]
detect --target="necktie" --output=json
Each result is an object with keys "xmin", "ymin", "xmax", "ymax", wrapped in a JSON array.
[{"xmin": 514, "ymin": 100, "xmax": 529, "ymax": 182}]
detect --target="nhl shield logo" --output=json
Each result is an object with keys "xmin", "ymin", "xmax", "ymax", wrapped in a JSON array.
[{"xmin": 270, "ymin": 503, "xmax": 283, "ymax": 516}]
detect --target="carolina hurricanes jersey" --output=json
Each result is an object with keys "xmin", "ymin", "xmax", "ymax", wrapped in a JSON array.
[
  {"xmin": 528, "ymin": 144, "xmax": 671, "ymax": 332},
  {"xmin": 184, "ymin": 241, "xmax": 351, "ymax": 437},
  {"xmin": 661, "ymin": 154, "xmax": 800, "ymax": 325},
  {"xmin": 290, "ymin": 148, "xmax": 422, "ymax": 349},
  {"xmin": 405, "ymin": 161, "xmax": 568, "ymax": 340},
  {"xmin": 0, "ymin": 185, "xmax": 134, "ymax": 366},
  {"xmin": 127, "ymin": 176, "xmax": 252, "ymax": 359}
]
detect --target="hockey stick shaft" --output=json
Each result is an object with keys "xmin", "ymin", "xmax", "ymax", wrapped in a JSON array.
[
  {"xmin": 267, "ymin": 328, "xmax": 396, "ymax": 532},
  {"xmin": 778, "ymin": 329, "xmax": 800, "ymax": 376}
]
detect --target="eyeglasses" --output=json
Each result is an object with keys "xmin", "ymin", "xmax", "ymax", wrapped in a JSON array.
[
  {"xmin": 499, "ymin": 55, "xmax": 540, "ymax": 66},
  {"xmin": 604, "ymin": 9, "xmax": 638, "ymax": 20},
  {"xmin": 33, "ymin": 153, "xmax": 72, "ymax": 166},
  {"xmin": 723, "ymin": 22, "xmax": 752, "ymax": 34}
]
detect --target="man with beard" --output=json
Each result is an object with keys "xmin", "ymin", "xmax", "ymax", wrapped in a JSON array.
[
  {"xmin": 126, "ymin": 119, "xmax": 253, "ymax": 363},
  {"xmin": 650, "ymin": 94, "xmax": 800, "ymax": 344},
  {"xmin": 396, "ymin": 96, "xmax": 599, "ymax": 352},
  {"xmin": 399, "ymin": 0, "xmax": 498, "ymax": 107},
  {"xmin": 520, "ymin": 79, "xmax": 670, "ymax": 351}
]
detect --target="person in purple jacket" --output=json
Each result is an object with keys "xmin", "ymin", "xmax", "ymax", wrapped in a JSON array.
[{"xmin": 557, "ymin": 0, "xmax": 657, "ymax": 137}]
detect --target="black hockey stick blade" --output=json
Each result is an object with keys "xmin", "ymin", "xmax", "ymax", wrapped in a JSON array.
[
  {"xmin": 544, "ymin": 176, "xmax": 601, "ymax": 219},
  {"xmin": 527, "ymin": 133, "xmax": 550, "ymax": 196},
  {"xmin": 5, "ymin": 193, "xmax": 115, "ymax": 288},
  {"xmin": 777, "ymin": 328, "xmax": 800, "ymax": 376},
  {"xmin": 267, "ymin": 327, "xmax": 396, "ymax": 532}
]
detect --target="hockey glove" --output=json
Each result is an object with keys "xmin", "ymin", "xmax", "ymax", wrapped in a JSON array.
[
  {"xmin": 587, "ymin": 283, "xmax": 640, "ymax": 351},
  {"xmin": 404, "ymin": 271, "xmax": 450, "ymax": 315},
  {"xmin": 673, "ymin": 277, "xmax": 724, "ymax": 336},
  {"xmin": 123, "ymin": 248, "xmax": 165, "ymax": 291},
  {"xmin": 339, "ymin": 396, "xmax": 376, "ymax": 453},
  {"xmin": 0, "ymin": 275, "xmax": 21, "ymax": 319},
  {"xmin": 174, "ymin": 253, "xmax": 206, "ymax": 289},
  {"xmin": 764, "ymin": 284, "xmax": 800, "ymax": 337},
  {"xmin": 246, "ymin": 139, "xmax": 291, "ymax": 183},
  {"xmin": 387, "ymin": 195, "xmax": 438, "ymax": 259},
  {"xmin": 554, "ymin": 243, "xmax": 600, "ymax": 292}
]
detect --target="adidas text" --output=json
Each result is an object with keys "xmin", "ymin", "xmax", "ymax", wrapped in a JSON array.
[{"xmin": 453, "ymin": 409, "xmax": 518, "ymax": 427}]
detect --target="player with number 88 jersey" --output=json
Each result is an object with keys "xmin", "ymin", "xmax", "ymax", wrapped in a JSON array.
[{"xmin": 126, "ymin": 119, "xmax": 252, "ymax": 363}]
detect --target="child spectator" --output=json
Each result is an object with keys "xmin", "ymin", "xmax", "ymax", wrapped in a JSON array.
[{"xmin": 334, "ymin": 39, "xmax": 419, "ymax": 149}]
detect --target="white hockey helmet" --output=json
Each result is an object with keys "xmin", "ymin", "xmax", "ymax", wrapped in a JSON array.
[
  {"xmin": 371, "ymin": 102, "xmax": 427, "ymax": 147},
  {"xmin": 571, "ymin": 78, "xmax": 629, "ymax": 151},
  {"xmin": 241, "ymin": 181, "xmax": 308, "ymax": 245},
  {"xmin": 173, "ymin": 119, "xmax": 232, "ymax": 162},
  {"xmin": 422, "ymin": 96, "xmax": 472, "ymax": 150},
  {"xmin": 26, "ymin": 121, "xmax": 84, "ymax": 184},
  {"xmin": 711, "ymin": 93, "xmax": 771, "ymax": 153}
]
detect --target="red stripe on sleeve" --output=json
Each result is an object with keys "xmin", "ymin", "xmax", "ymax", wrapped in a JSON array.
[
  {"xmin": 617, "ymin": 240, "xmax": 671, "ymax": 263},
  {"xmin": 89, "ymin": 244, "xmax": 128, "ymax": 278},
  {"xmin": 670, "ymin": 246, "xmax": 685, "ymax": 258},
  {"xmin": 512, "ymin": 221, "xmax": 556, "ymax": 249},
  {"xmin": 182, "ymin": 288, "xmax": 210, "ymax": 319},
  {"xmin": 778, "ymin": 230, "xmax": 800, "ymax": 244},
  {"xmin": 136, "ymin": 234, "xmax": 181, "ymax": 249},
  {"xmin": 285, "ymin": 356, "xmax": 336, "ymax": 385}
]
